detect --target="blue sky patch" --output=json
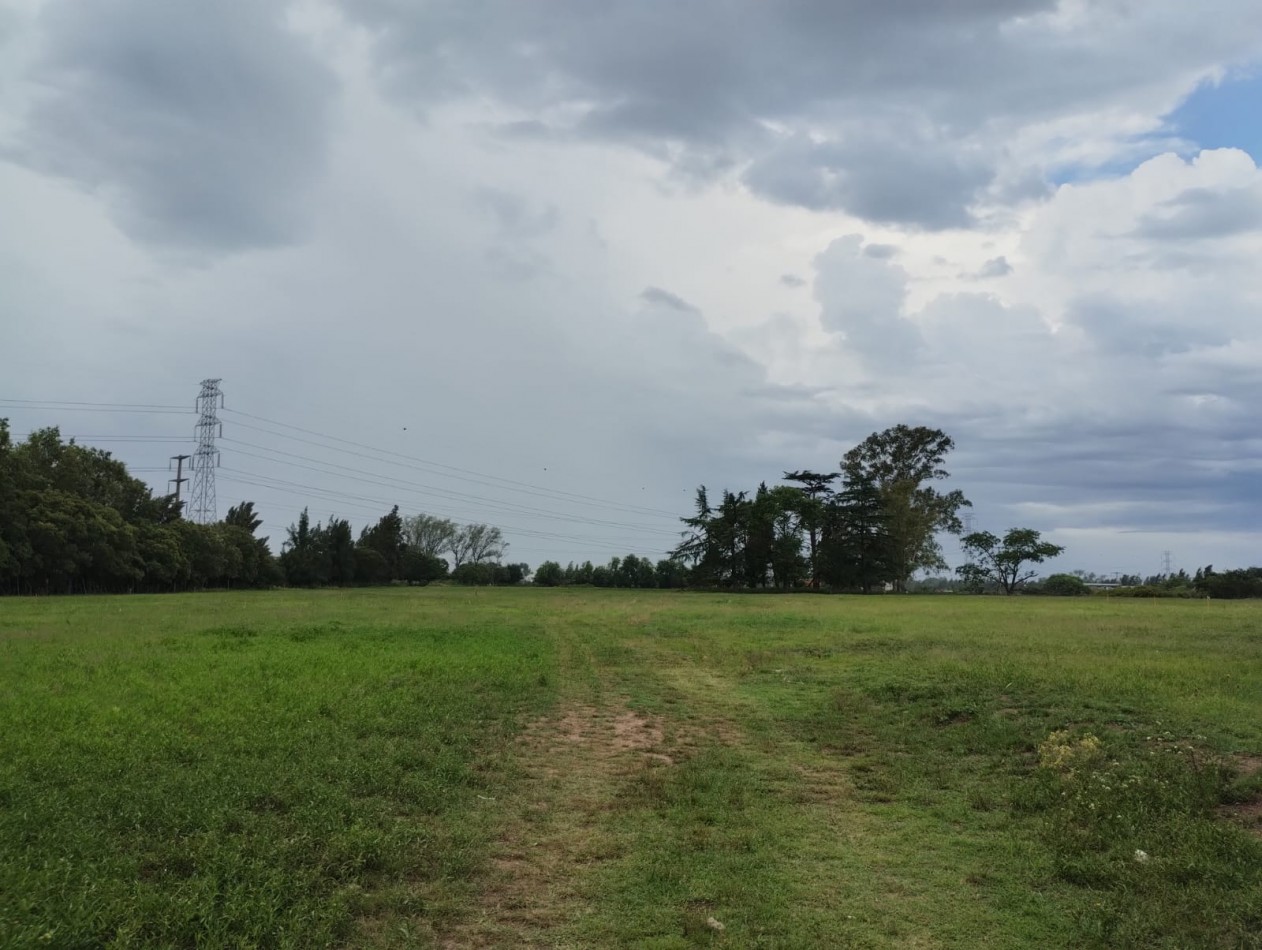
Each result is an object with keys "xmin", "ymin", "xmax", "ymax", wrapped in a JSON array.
[
  {"xmin": 1048, "ymin": 69, "xmax": 1261, "ymax": 187},
  {"xmin": 1167, "ymin": 69, "xmax": 1262, "ymax": 162}
]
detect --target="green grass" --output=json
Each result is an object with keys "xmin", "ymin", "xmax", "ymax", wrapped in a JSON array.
[{"xmin": 1, "ymin": 589, "xmax": 1260, "ymax": 948}]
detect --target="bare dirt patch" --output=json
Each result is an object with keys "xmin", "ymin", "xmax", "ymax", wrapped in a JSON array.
[
  {"xmin": 1219, "ymin": 799, "xmax": 1262, "ymax": 839},
  {"xmin": 1229, "ymin": 754, "xmax": 1262, "ymax": 778},
  {"xmin": 440, "ymin": 701, "xmax": 678, "ymax": 948}
]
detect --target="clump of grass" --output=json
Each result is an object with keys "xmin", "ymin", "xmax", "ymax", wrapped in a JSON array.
[{"xmin": 1018, "ymin": 730, "xmax": 1262, "ymax": 947}]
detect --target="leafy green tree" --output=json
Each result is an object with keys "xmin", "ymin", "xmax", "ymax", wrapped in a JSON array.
[
  {"xmin": 451, "ymin": 562, "xmax": 495, "ymax": 585},
  {"xmin": 535, "ymin": 560, "xmax": 564, "ymax": 586},
  {"xmin": 224, "ymin": 501, "xmax": 263, "ymax": 534},
  {"xmin": 765, "ymin": 485, "xmax": 807, "ymax": 589},
  {"xmin": 403, "ymin": 513, "xmax": 457, "ymax": 557},
  {"xmin": 1041, "ymin": 573, "xmax": 1090, "ymax": 596},
  {"xmin": 446, "ymin": 522, "xmax": 506, "ymax": 569},
  {"xmin": 325, "ymin": 518, "xmax": 356, "ymax": 586},
  {"xmin": 281, "ymin": 509, "xmax": 328, "ymax": 587},
  {"xmin": 499, "ymin": 562, "xmax": 530, "ymax": 585},
  {"xmin": 841, "ymin": 425, "xmax": 970, "ymax": 591},
  {"xmin": 782, "ymin": 470, "xmax": 838, "ymax": 587},
  {"xmin": 136, "ymin": 523, "xmax": 190, "ymax": 591},
  {"xmin": 402, "ymin": 549, "xmax": 447, "ymax": 584},
  {"xmin": 675, "ymin": 484, "xmax": 803, "ymax": 590},
  {"xmin": 957, "ymin": 528, "xmax": 1065, "ymax": 594},
  {"xmin": 353, "ymin": 546, "xmax": 390, "ymax": 585},
  {"xmin": 821, "ymin": 471, "xmax": 894, "ymax": 593},
  {"xmin": 359, "ymin": 506, "xmax": 405, "ymax": 580},
  {"xmin": 654, "ymin": 558, "xmax": 689, "ymax": 589},
  {"xmin": 1196, "ymin": 566, "xmax": 1262, "ymax": 599},
  {"xmin": 221, "ymin": 501, "xmax": 278, "ymax": 585}
]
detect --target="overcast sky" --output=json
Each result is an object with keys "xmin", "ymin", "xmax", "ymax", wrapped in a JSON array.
[{"xmin": 3, "ymin": 0, "xmax": 1261, "ymax": 576}]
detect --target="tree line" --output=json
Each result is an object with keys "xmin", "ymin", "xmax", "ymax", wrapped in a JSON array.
[
  {"xmin": 4, "ymin": 420, "xmax": 1258, "ymax": 598},
  {"xmin": 533, "ymin": 554, "xmax": 688, "ymax": 589},
  {"xmin": 666, "ymin": 424, "xmax": 980, "ymax": 592},
  {"xmin": 0, "ymin": 423, "xmax": 275, "ymax": 594},
  {"xmin": 0, "ymin": 422, "xmax": 523, "ymax": 594},
  {"xmin": 277, "ymin": 508, "xmax": 527, "ymax": 587}
]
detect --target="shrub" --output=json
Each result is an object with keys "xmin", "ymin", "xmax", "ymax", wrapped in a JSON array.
[
  {"xmin": 534, "ymin": 561, "xmax": 564, "ymax": 587},
  {"xmin": 1041, "ymin": 573, "xmax": 1090, "ymax": 597}
]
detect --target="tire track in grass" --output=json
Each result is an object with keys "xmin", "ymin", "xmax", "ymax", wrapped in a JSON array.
[{"xmin": 439, "ymin": 701, "xmax": 679, "ymax": 948}]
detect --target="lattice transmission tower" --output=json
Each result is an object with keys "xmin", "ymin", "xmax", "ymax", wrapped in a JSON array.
[{"xmin": 189, "ymin": 379, "xmax": 223, "ymax": 524}]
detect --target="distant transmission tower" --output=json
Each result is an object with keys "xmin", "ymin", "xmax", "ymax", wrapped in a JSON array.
[
  {"xmin": 189, "ymin": 379, "xmax": 223, "ymax": 524},
  {"xmin": 958, "ymin": 512, "xmax": 978, "ymax": 567},
  {"xmin": 1161, "ymin": 550, "xmax": 1173, "ymax": 575}
]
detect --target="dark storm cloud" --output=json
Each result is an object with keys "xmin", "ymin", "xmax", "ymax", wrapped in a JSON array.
[
  {"xmin": 336, "ymin": 0, "xmax": 1056, "ymax": 227},
  {"xmin": 742, "ymin": 132, "xmax": 992, "ymax": 228},
  {"xmin": 1135, "ymin": 186, "xmax": 1262, "ymax": 240},
  {"xmin": 337, "ymin": 0, "xmax": 1262, "ymax": 228},
  {"xmin": 951, "ymin": 416, "xmax": 1262, "ymax": 536},
  {"xmin": 15, "ymin": 0, "xmax": 335, "ymax": 251}
]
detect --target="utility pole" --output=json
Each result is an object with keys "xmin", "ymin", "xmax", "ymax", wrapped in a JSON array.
[
  {"xmin": 189, "ymin": 379, "xmax": 223, "ymax": 524},
  {"xmin": 168, "ymin": 454, "xmax": 191, "ymax": 506}
]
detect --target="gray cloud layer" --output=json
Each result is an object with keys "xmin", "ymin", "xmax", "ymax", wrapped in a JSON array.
[
  {"xmin": 341, "ymin": 0, "xmax": 1262, "ymax": 228},
  {"xmin": 3, "ymin": 2, "xmax": 1261, "ymax": 574},
  {"xmin": 15, "ymin": 0, "xmax": 335, "ymax": 251}
]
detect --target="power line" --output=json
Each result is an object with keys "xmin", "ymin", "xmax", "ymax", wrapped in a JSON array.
[
  {"xmin": 218, "ymin": 437, "xmax": 680, "ymax": 538},
  {"xmin": 14, "ymin": 434, "xmax": 191, "ymax": 443},
  {"xmin": 0, "ymin": 398, "xmax": 189, "ymax": 409},
  {"xmin": 8, "ymin": 398, "xmax": 683, "ymax": 519},
  {"xmin": 219, "ymin": 468, "xmax": 678, "ymax": 548},
  {"xmin": 8, "ymin": 397, "xmax": 688, "ymax": 537},
  {"xmin": 220, "ymin": 471, "xmax": 670, "ymax": 555},
  {"xmin": 0, "ymin": 400, "xmax": 190, "ymax": 414},
  {"xmin": 220, "ymin": 408, "xmax": 680, "ymax": 519}
]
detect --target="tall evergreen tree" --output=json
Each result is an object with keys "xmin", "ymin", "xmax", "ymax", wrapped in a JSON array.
[{"xmin": 841, "ymin": 425, "xmax": 970, "ymax": 592}]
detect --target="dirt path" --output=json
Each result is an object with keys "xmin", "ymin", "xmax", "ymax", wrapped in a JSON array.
[{"xmin": 439, "ymin": 701, "xmax": 680, "ymax": 948}]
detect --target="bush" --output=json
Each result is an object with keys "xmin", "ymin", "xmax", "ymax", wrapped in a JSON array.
[
  {"xmin": 534, "ymin": 561, "xmax": 564, "ymax": 587},
  {"xmin": 451, "ymin": 562, "xmax": 495, "ymax": 586},
  {"xmin": 1041, "ymin": 573, "xmax": 1090, "ymax": 597}
]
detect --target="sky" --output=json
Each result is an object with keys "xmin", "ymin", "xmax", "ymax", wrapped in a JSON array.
[{"xmin": 2, "ymin": 0, "xmax": 1261, "ymax": 578}]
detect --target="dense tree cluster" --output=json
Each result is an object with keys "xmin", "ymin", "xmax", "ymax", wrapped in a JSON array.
[
  {"xmin": 671, "ymin": 425, "xmax": 971, "ymax": 592},
  {"xmin": 1194, "ymin": 566, "xmax": 1262, "ymax": 599},
  {"xmin": 0, "ymin": 422, "xmax": 521, "ymax": 594},
  {"xmin": 6, "ymin": 420, "xmax": 1260, "ymax": 599},
  {"xmin": 259, "ymin": 508, "xmax": 517, "ymax": 587},
  {"xmin": 0, "ymin": 423, "xmax": 279, "ymax": 594},
  {"xmin": 532, "ymin": 554, "xmax": 690, "ymax": 589}
]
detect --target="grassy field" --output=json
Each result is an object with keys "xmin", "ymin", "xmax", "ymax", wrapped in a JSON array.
[{"xmin": 1, "ymin": 588, "xmax": 1260, "ymax": 949}]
